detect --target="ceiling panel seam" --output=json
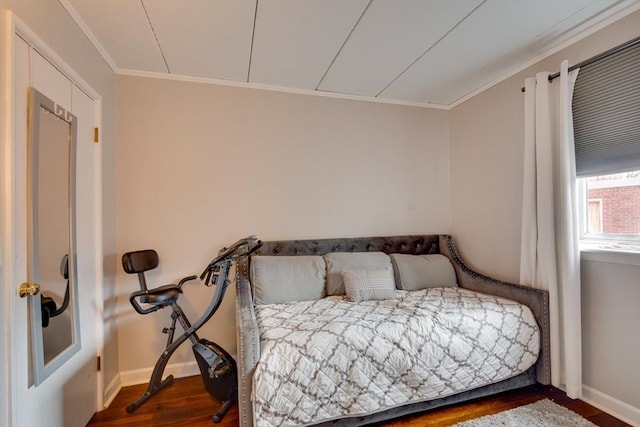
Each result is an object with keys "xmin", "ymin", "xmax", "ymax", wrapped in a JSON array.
[
  {"xmin": 247, "ymin": 0, "xmax": 259, "ymax": 82},
  {"xmin": 375, "ymin": 0, "xmax": 487, "ymax": 99},
  {"xmin": 314, "ymin": 0, "xmax": 373, "ymax": 91},
  {"xmin": 141, "ymin": 0, "xmax": 170, "ymax": 73}
]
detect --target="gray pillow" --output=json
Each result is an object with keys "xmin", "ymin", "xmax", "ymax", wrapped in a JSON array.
[
  {"xmin": 250, "ymin": 256, "xmax": 326, "ymax": 305},
  {"xmin": 324, "ymin": 252, "xmax": 392, "ymax": 295},
  {"xmin": 390, "ymin": 254, "xmax": 457, "ymax": 290},
  {"xmin": 342, "ymin": 267, "xmax": 396, "ymax": 302}
]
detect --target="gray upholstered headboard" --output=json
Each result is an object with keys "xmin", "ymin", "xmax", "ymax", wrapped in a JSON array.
[{"xmin": 252, "ymin": 234, "xmax": 441, "ymax": 257}]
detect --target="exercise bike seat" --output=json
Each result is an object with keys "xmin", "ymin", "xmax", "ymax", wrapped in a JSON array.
[
  {"xmin": 138, "ymin": 285, "xmax": 182, "ymax": 304},
  {"xmin": 122, "ymin": 249, "xmax": 196, "ymax": 314}
]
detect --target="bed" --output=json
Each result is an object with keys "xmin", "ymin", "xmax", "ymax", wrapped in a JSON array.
[{"xmin": 235, "ymin": 235, "xmax": 550, "ymax": 426}]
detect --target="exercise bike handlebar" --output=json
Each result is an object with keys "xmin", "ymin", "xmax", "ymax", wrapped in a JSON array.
[
  {"xmin": 199, "ymin": 236, "xmax": 262, "ymax": 285},
  {"xmin": 129, "ymin": 291, "xmax": 161, "ymax": 315},
  {"xmin": 179, "ymin": 275, "xmax": 198, "ymax": 288}
]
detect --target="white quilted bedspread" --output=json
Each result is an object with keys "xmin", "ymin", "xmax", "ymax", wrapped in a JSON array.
[{"xmin": 253, "ymin": 287, "xmax": 539, "ymax": 427}]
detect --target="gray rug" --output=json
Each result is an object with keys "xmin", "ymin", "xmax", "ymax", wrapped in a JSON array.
[{"xmin": 452, "ymin": 399, "xmax": 597, "ymax": 426}]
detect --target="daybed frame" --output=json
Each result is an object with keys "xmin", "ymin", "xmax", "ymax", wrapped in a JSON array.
[{"xmin": 235, "ymin": 234, "xmax": 550, "ymax": 426}]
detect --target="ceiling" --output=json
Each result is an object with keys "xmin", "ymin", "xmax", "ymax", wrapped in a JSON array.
[{"xmin": 64, "ymin": 0, "xmax": 638, "ymax": 108}]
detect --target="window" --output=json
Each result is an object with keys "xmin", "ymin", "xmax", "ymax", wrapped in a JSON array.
[
  {"xmin": 579, "ymin": 171, "xmax": 640, "ymax": 251},
  {"xmin": 572, "ymin": 38, "xmax": 640, "ymax": 253}
]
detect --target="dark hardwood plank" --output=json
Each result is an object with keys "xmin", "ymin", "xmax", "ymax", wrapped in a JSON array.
[
  {"xmin": 88, "ymin": 377, "xmax": 629, "ymax": 427},
  {"xmin": 89, "ymin": 376, "xmax": 238, "ymax": 427}
]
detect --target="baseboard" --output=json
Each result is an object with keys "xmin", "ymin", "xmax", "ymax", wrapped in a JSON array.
[
  {"xmin": 119, "ymin": 360, "xmax": 200, "ymax": 387},
  {"xmin": 103, "ymin": 373, "xmax": 122, "ymax": 409},
  {"xmin": 582, "ymin": 385, "xmax": 640, "ymax": 427}
]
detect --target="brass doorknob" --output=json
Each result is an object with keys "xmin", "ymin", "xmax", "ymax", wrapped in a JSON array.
[{"xmin": 17, "ymin": 282, "xmax": 40, "ymax": 297}]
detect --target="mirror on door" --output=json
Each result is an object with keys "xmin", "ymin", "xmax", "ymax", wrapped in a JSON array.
[{"xmin": 28, "ymin": 88, "xmax": 81, "ymax": 385}]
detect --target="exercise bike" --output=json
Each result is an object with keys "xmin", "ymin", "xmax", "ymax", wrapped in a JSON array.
[{"xmin": 121, "ymin": 236, "xmax": 262, "ymax": 423}]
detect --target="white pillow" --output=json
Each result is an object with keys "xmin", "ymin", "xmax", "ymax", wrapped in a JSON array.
[
  {"xmin": 390, "ymin": 254, "xmax": 457, "ymax": 290},
  {"xmin": 342, "ymin": 267, "xmax": 396, "ymax": 302},
  {"xmin": 324, "ymin": 252, "xmax": 393, "ymax": 295},
  {"xmin": 250, "ymin": 256, "xmax": 326, "ymax": 305}
]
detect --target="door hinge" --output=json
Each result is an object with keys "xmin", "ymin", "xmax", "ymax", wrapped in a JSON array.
[
  {"xmin": 96, "ymin": 355, "xmax": 101, "ymax": 371},
  {"xmin": 94, "ymin": 127, "xmax": 99, "ymax": 143}
]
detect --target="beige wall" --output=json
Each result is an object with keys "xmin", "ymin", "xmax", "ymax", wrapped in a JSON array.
[
  {"xmin": 0, "ymin": 0, "xmax": 118, "ymax": 416},
  {"xmin": 449, "ymin": 11, "xmax": 640, "ymax": 417},
  {"xmin": 115, "ymin": 75, "xmax": 451, "ymax": 372},
  {"xmin": 581, "ymin": 257, "xmax": 640, "ymax": 409}
]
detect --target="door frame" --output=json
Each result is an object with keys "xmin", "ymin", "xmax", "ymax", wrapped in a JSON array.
[{"xmin": 1, "ymin": 10, "xmax": 104, "ymax": 425}]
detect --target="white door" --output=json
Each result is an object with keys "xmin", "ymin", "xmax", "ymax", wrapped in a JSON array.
[{"xmin": 6, "ymin": 32, "xmax": 101, "ymax": 427}]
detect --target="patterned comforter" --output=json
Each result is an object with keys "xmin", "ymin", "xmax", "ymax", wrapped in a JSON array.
[{"xmin": 253, "ymin": 287, "xmax": 539, "ymax": 426}]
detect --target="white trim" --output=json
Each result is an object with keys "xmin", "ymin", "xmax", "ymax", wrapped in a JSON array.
[
  {"xmin": 581, "ymin": 248, "xmax": 640, "ymax": 266},
  {"xmin": 448, "ymin": 1, "xmax": 640, "ymax": 109},
  {"xmin": 116, "ymin": 68, "xmax": 449, "ymax": 110},
  {"xmin": 582, "ymin": 385, "xmax": 640, "ymax": 427},
  {"xmin": 1, "ymin": 10, "xmax": 18, "ymax": 427},
  {"xmin": 82, "ymin": 42, "xmax": 105, "ymax": 409},
  {"xmin": 102, "ymin": 372, "xmax": 122, "ymax": 410},
  {"xmin": 588, "ymin": 177, "xmax": 640, "ymax": 189},
  {"xmin": 92, "ymin": 91, "xmax": 105, "ymax": 411},
  {"xmin": 119, "ymin": 361, "xmax": 200, "ymax": 387},
  {"xmin": 57, "ymin": 0, "xmax": 118, "ymax": 72}
]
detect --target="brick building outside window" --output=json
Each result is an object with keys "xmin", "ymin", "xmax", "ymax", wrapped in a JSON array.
[{"xmin": 586, "ymin": 171, "xmax": 640, "ymax": 236}]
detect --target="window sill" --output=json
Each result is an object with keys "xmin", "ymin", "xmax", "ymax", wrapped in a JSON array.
[{"xmin": 580, "ymin": 241, "xmax": 640, "ymax": 266}]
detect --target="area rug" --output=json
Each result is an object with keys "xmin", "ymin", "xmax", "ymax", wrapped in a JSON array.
[{"xmin": 452, "ymin": 399, "xmax": 597, "ymax": 426}]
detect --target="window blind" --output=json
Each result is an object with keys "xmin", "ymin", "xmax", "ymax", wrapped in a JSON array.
[{"xmin": 572, "ymin": 40, "xmax": 640, "ymax": 178}]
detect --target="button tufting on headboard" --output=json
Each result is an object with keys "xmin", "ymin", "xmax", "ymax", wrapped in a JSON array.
[{"xmin": 253, "ymin": 235, "xmax": 442, "ymax": 257}]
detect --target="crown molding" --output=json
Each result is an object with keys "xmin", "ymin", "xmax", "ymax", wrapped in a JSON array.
[
  {"xmin": 448, "ymin": 1, "xmax": 640, "ymax": 109},
  {"xmin": 116, "ymin": 68, "xmax": 450, "ymax": 110}
]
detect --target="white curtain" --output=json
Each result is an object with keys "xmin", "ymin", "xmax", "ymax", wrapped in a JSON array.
[{"xmin": 520, "ymin": 60, "xmax": 582, "ymax": 398}]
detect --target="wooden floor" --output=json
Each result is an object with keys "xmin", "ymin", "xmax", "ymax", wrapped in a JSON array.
[{"xmin": 88, "ymin": 376, "xmax": 630, "ymax": 427}]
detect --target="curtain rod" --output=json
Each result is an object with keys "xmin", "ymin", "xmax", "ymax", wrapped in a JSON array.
[{"xmin": 520, "ymin": 35, "xmax": 640, "ymax": 92}]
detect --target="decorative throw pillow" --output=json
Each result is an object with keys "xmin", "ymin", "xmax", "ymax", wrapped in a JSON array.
[
  {"xmin": 324, "ymin": 252, "xmax": 393, "ymax": 295},
  {"xmin": 390, "ymin": 254, "xmax": 457, "ymax": 290},
  {"xmin": 342, "ymin": 267, "xmax": 396, "ymax": 302},
  {"xmin": 250, "ymin": 256, "xmax": 326, "ymax": 305}
]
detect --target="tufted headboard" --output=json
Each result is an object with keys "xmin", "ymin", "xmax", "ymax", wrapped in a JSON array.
[{"xmin": 253, "ymin": 234, "xmax": 441, "ymax": 257}]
